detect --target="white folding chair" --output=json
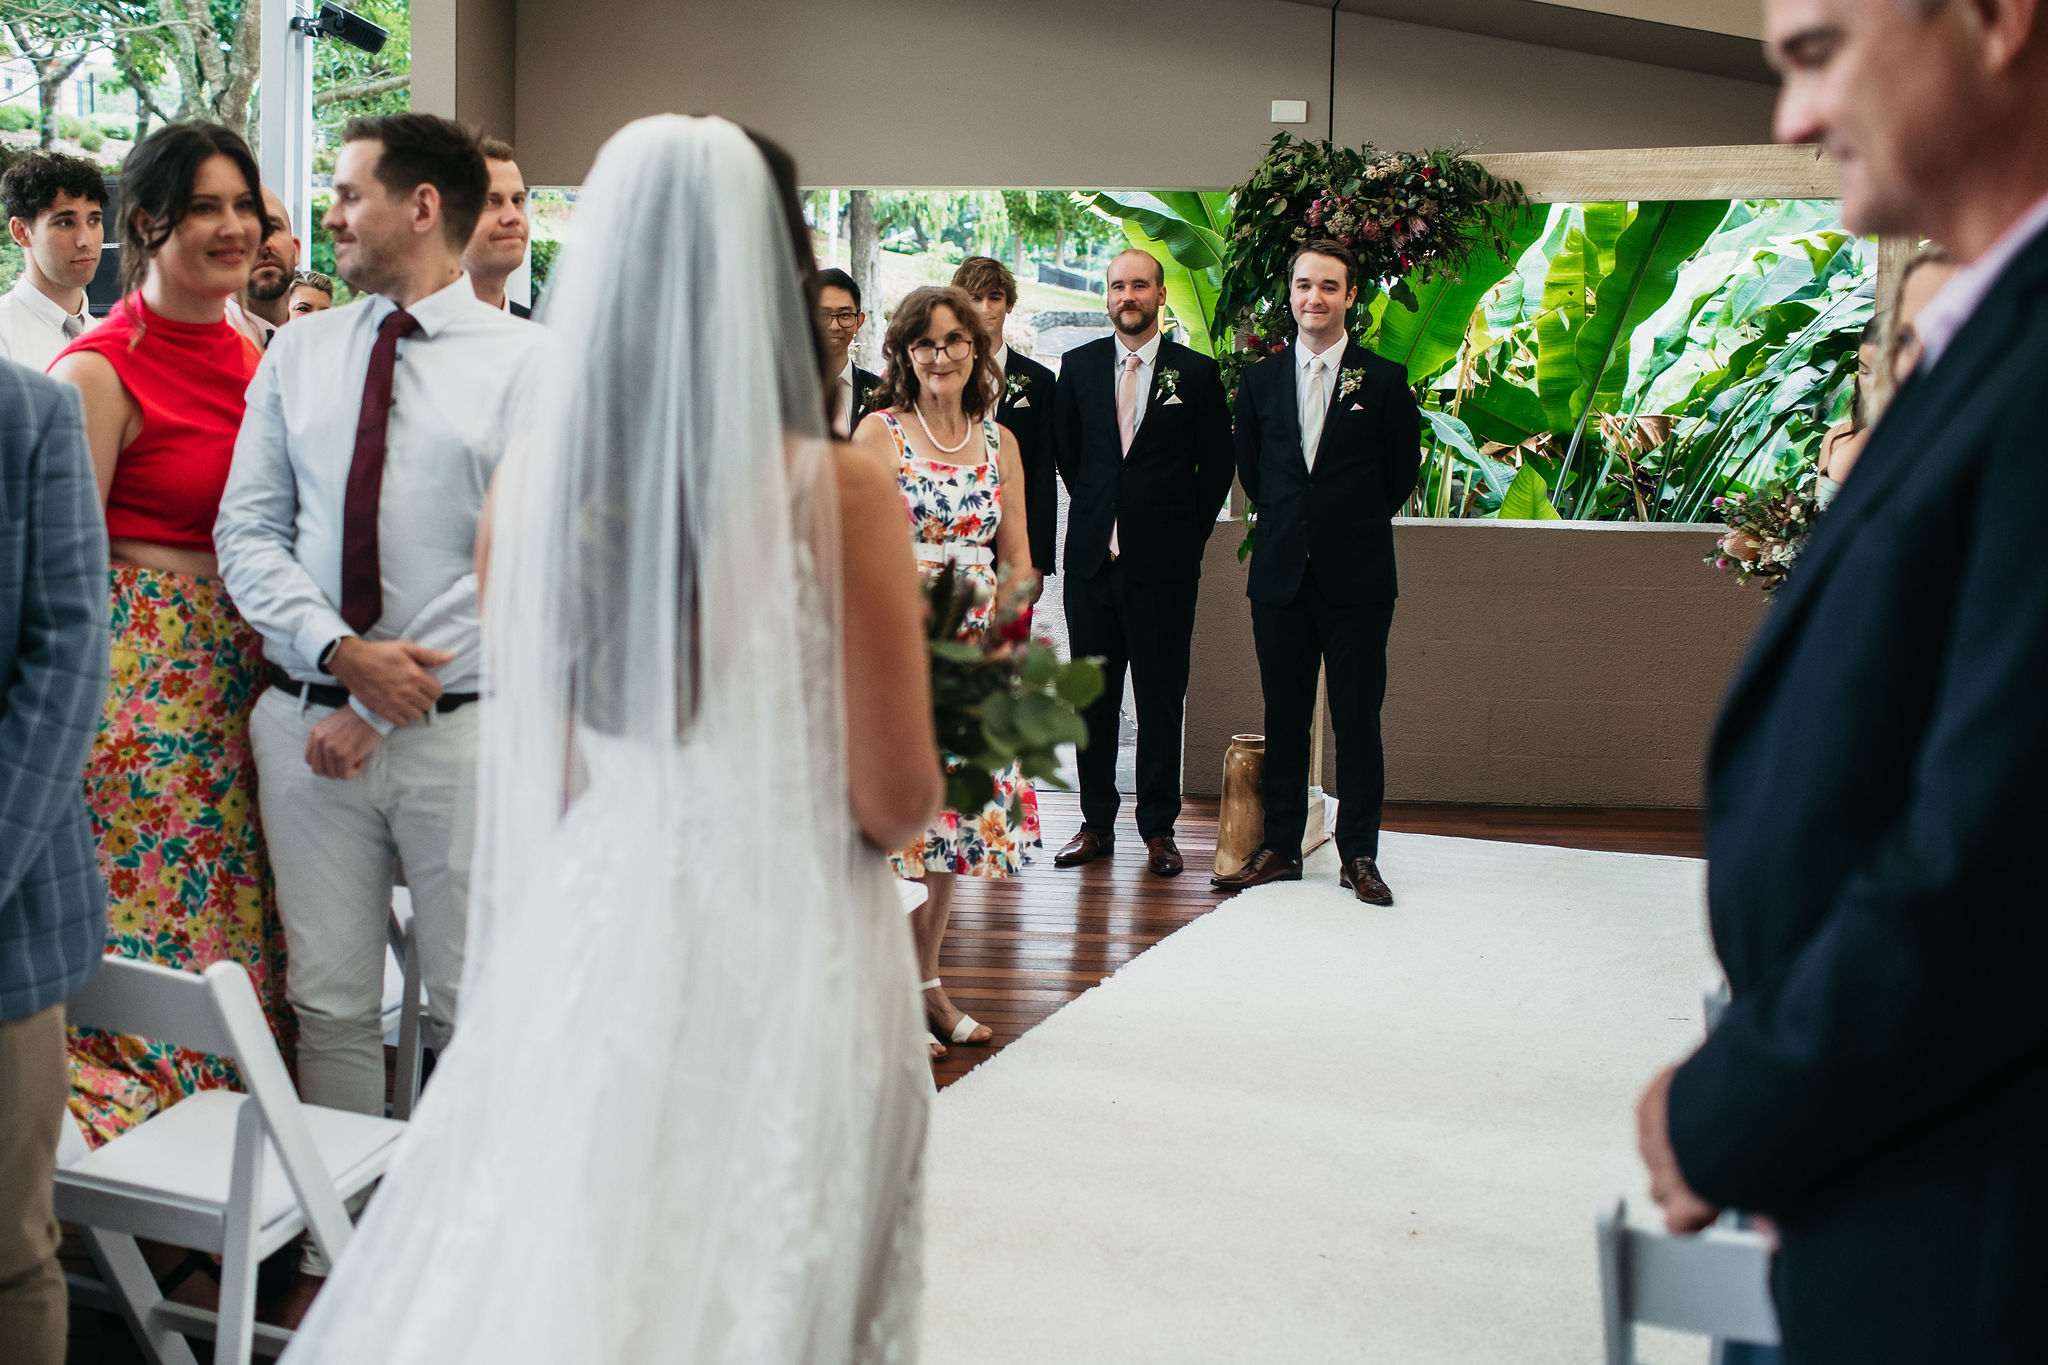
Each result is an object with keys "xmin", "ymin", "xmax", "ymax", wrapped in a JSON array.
[
  {"xmin": 383, "ymin": 888, "xmax": 425, "ymax": 1120},
  {"xmin": 56, "ymin": 957, "xmax": 407, "ymax": 1365},
  {"xmin": 1596, "ymin": 1198, "xmax": 1780, "ymax": 1365}
]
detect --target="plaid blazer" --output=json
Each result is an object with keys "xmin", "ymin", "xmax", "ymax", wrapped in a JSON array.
[{"xmin": 0, "ymin": 358, "xmax": 110, "ymax": 1021}]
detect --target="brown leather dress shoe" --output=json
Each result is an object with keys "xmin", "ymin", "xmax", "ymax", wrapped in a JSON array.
[
  {"xmin": 1145, "ymin": 835, "xmax": 1184, "ymax": 877},
  {"xmin": 1341, "ymin": 856, "xmax": 1395, "ymax": 905},
  {"xmin": 1210, "ymin": 847, "xmax": 1304, "ymax": 893},
  {"xmin": 1053, "ymin": 829, "xmax": 1114, "ymax": 867}
]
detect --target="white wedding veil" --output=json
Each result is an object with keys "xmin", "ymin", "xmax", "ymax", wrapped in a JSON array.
[
  {"xmin": 473, "ymin": 113, "xmax": 843, "ymax": 957},
  {"xmin": 282, "ymin": 115, "xmax": 927, "ymax": 1365}
]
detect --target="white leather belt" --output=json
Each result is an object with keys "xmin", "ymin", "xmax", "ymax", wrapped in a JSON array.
[{"xmin": 912, "ymin": 542, "xmax": 995, "ymax": 567}]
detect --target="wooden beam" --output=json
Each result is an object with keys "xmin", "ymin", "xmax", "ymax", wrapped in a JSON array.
[{"xmin": 1475, "ymin": 143, "xmax": 1838, "ymax": 202}]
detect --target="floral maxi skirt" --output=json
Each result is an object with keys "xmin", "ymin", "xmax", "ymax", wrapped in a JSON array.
[{"xmin": 68, "ymin": 566, "xmax": 293, "ymax": 1144}]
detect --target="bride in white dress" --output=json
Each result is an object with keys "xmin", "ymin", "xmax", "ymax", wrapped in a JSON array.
[{"xmin": 281, "ymin": 115, "xmax": 945, "ymax": 1364}]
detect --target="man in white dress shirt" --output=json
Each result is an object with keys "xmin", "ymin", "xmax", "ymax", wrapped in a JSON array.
[
  {"xmin": 0, "ymin": 153, "xmax": 104, "ymax": 371},
  {"xmin": 463, "ymin": 137, "xmax": 532, "ymax": 317},
  {"xmin": 217, "ymin": 113, "xmax": 548, "ymax": 1116}
]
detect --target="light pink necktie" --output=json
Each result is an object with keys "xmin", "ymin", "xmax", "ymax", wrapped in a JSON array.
[
  {"xmin": 1112, "ymin": 352, "xmax": 1142, "ymax": 557},
  {"xmin": 1117, "ymin": 351, "xmax": 1141, "ymax": 454}
]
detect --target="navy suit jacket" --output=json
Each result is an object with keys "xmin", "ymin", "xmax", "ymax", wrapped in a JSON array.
[
  {"xmin": 0, "ymin": 360, "xmax": 110, "ymax": 1021},
  {"xmin": 1233, "ymin": 341, "xmax": 1420, "ymax": 605},
  {"xmin": 1669, "ymin": 222, "xmax": 2048, "ymax": 1361},
  {"xmin": 996, "ymin": 348, "xmax": 1058, "ymax": 574},
  {"xmin": 1053, "ymin": 335, "xmax": 1233, "ymax": 583}
]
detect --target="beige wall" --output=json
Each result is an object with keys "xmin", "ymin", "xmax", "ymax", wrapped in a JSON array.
[
  {"xmin": 459, "ymin": 0, "xmax": 1778, "ymax": 188},
  {"xmin": 1182, "ymin": 520, "xmax": 1768, "ymax": 808},
  {"xmin": 1331, "ymin": 12, "xmax": 1775, "ymax": 153},
  {"xmin": 412, "ymin": 0, "xmax": 517, "ymax": 137}
]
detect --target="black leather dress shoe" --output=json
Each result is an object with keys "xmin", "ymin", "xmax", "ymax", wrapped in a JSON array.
[
  {"xmin": 1340, "ymin": 856, "xmax": 1395, "ymax": 905},
  {"xmin": 1053, "ymin": 829, "xmax": 1114, "ymax": 867},
  {"xmin": 1210, "ymin": 848, "xmax": 1304, "ymax": 893}
]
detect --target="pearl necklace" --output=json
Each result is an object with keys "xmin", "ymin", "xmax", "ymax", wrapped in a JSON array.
[{"xmin": 913, "ymin": 403, "xmax": 975, "ymax": 455}]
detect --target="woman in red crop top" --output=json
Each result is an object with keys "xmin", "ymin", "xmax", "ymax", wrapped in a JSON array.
[{"xmin": 47, "ymin": 122, "xmax": 293, "ymax": 1143}]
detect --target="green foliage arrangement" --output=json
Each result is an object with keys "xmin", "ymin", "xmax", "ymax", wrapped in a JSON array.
[
  {"xmin": 1215, "ymin": 135, "xmax": 1527, "ymax": 356},
  {"xmin": 924, "ymin": 565, "xmax": 1104, "ymax": 819},
  {"xmin": 1708, "ymin": 472, "xmax": 1821, "ymax": 591}
]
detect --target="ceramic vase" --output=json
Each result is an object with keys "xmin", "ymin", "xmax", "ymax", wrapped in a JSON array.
[{"xmin": 1213, "ymin": 734, "xmax": 1266, "ymax": 877}]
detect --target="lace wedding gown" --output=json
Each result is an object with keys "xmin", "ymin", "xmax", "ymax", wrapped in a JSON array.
[{"xmin": 281, "ymin": 115, "xmax": 930, "ymax": 1365}]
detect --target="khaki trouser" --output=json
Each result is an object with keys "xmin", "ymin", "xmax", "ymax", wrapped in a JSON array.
[
  {"xmin": 249, "ymin": 688, "xmax": 478, "ymax": 1116},
  {"xmin": 0, "ymin": 1003, "xmax": 69, "ymax": 1365}
]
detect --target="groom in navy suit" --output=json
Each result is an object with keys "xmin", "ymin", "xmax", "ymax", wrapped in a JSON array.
[
  {"xmin": 1212, "ymin": 239, "xmax": 1419, "ymax": 903},
  {"xmin": 1052, "ymin": 249, "xmax": 1233, "ymax": 877},
  {"xmin": 1636, "ymin": 0, "xmax": 2048, "ymax": 1358}
]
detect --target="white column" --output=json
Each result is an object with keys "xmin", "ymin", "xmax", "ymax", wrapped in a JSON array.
[{"xmin": 258, "ymin": 0, "xmax": 315, "ymax": 251}]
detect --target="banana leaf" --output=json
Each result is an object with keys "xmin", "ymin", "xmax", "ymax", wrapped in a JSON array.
[
  {"xmin": 1571, "ymin": 200, "xmax": 1730, "ymax": 419},
  {"xmin": 1373, "ymin": 204, "xmax": 1547, "ymax": 385},
  {"xmin": 1534, "ymin": 222, "xmax": 1596, "ymax": 429},
  {"xmin": 1492, "ymin": 463, "xmax": 1563, "ymax": 520},
  {"xmin": 1084, "ymin": 191, "xmax": 1232, "ymax": 357},
  {"xmin": 1459, "ymin": 379, "xmax": 1552, "ymax": 447},
  {"xmin": 1420, "ymin": 406, "xmax": 1514, "ymax": 498}
]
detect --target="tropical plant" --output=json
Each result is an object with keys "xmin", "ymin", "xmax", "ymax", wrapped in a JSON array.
[
  {"xmin": 1081, "ymin": 191, "xmax": 1232, "ymax": 358},
  {"xmin": 1403, "ymin": 199, "xmax": 1874, "ymax": 520}
]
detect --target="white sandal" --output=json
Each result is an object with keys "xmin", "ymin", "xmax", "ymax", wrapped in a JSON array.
[{"xmin": 920, "ymin": 977, "xmax": 991, "ymax": 1046}]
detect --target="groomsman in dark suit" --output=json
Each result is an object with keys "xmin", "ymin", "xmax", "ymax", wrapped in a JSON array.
[
  {"xmin": 1212, "ymin": 239, "xmax": 1419, "ymax": 903},
  {"xmin": 815, "ymin": 268, "xmax": 881, "ymax": 437},
  {"xmin": 1052, "ymin": 249, "xmax": 1233, "ymax": 876},
  {"xmin": 954, "ymin": 256, "xmax": 1058, "ymax": 574},
  {"xmin": 1632, "ymin": 2, "xmax": 2048, "ymax": 1359}
]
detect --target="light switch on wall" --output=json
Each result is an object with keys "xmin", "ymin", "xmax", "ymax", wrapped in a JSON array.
[{"xmin": 1270, "ymin": 99, "xmax": 1309, "ymax": 124}]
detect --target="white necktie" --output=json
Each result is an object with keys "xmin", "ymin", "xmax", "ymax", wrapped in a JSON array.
[
  {"xmin": 1301, "ymin": 355, "xmax": 1330, "ymax": 470},
  {"xmin": 836, "ymin": 371, "xmax": 854, "ymax": 437}
]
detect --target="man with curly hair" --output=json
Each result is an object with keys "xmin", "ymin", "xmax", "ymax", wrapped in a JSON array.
[{"xmin": 0, "ymin": 152, "xmax": 106, "ymax": 371}]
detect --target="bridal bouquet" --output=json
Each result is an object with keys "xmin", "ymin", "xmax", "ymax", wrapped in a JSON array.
[
  {"xmin": 1708, "ymin": 471, "xmax": 1822, "ymax": 593},
  {"xmin": 925, "ymin": 564, "xmax": 1105, "ymax": 817}
]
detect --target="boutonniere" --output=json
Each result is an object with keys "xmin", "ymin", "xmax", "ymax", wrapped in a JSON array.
[
  {"xmin": 1156, "ymin": 368, "xmax": 1181, "ymax": 399},
  {"xmin": 856, "ymin": 384, "xmax": 876, "ymax": 412},
  {"xmin": 1004, "ymin": 372, "xmax": 1031, "ymax": 400},
  {"xmin": 1337, "ymin": 368, "xmax": 1367, "ymax": 401}
]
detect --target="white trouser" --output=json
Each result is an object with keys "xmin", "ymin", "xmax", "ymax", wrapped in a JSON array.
[{"xmin": 249, "ymin": 688, "xmax": 478, "ymax": 1116}]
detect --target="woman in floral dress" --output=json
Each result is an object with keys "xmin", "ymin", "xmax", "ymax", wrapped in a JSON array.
[
  {"xmin": 852, "ymin": 285, "xmax": 1040, "ymax": 1060},
  {"xmin": 48, "ymin": 123, "xmax": 291, "ymax": 1142}
]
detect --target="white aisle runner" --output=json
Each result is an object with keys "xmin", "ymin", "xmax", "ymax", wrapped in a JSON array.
[{"xmin": 920, "ymin": 831, "xmax": 1721, "ymax": 1364}]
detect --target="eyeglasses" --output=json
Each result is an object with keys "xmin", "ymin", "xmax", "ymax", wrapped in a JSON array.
[
  {"xmin": 818, "ymin": 308, "xmax": 862, "ymax": 329},
  {"xmin": 908, "ymin": 337, "xmax": 973, "ymax": 364}
]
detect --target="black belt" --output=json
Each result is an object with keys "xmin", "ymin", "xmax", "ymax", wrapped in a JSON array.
[{"xmin": 269, "ymin": 666, "xmax": 477, "ymax": 713}]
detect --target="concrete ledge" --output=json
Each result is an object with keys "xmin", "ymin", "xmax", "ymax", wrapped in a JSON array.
[{"xmin": 1183, "ymin": 517, "xmax": 1767, "ymax": 808}]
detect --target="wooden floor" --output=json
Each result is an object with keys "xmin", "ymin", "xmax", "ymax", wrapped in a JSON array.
[{"xmin": 63, "ymin": 792, "xmax": 1701, "ymax": 1361}]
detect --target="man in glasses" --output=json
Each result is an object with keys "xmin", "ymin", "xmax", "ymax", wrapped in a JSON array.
[{"xmin": 815, "ymin": 268, "xmax": 881, "ymax": 437}]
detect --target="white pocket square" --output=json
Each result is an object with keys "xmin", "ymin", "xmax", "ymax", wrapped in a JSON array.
[
  {"xmin": 1349, "ymin": 402, "xmax": 1365, "ymax": 410},
  {"xmin": 1163, "ymin": 394, "xmax": 1184, "ymax": 405},
  {"xmin": 1013, "ymin": 396, "xmax": 1030, "ymax": 408}
]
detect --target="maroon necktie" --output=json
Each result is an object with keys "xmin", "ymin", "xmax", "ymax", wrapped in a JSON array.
[{"xmin": 340, "ymin": 308, "xmax": 420, "ymax": 633}]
